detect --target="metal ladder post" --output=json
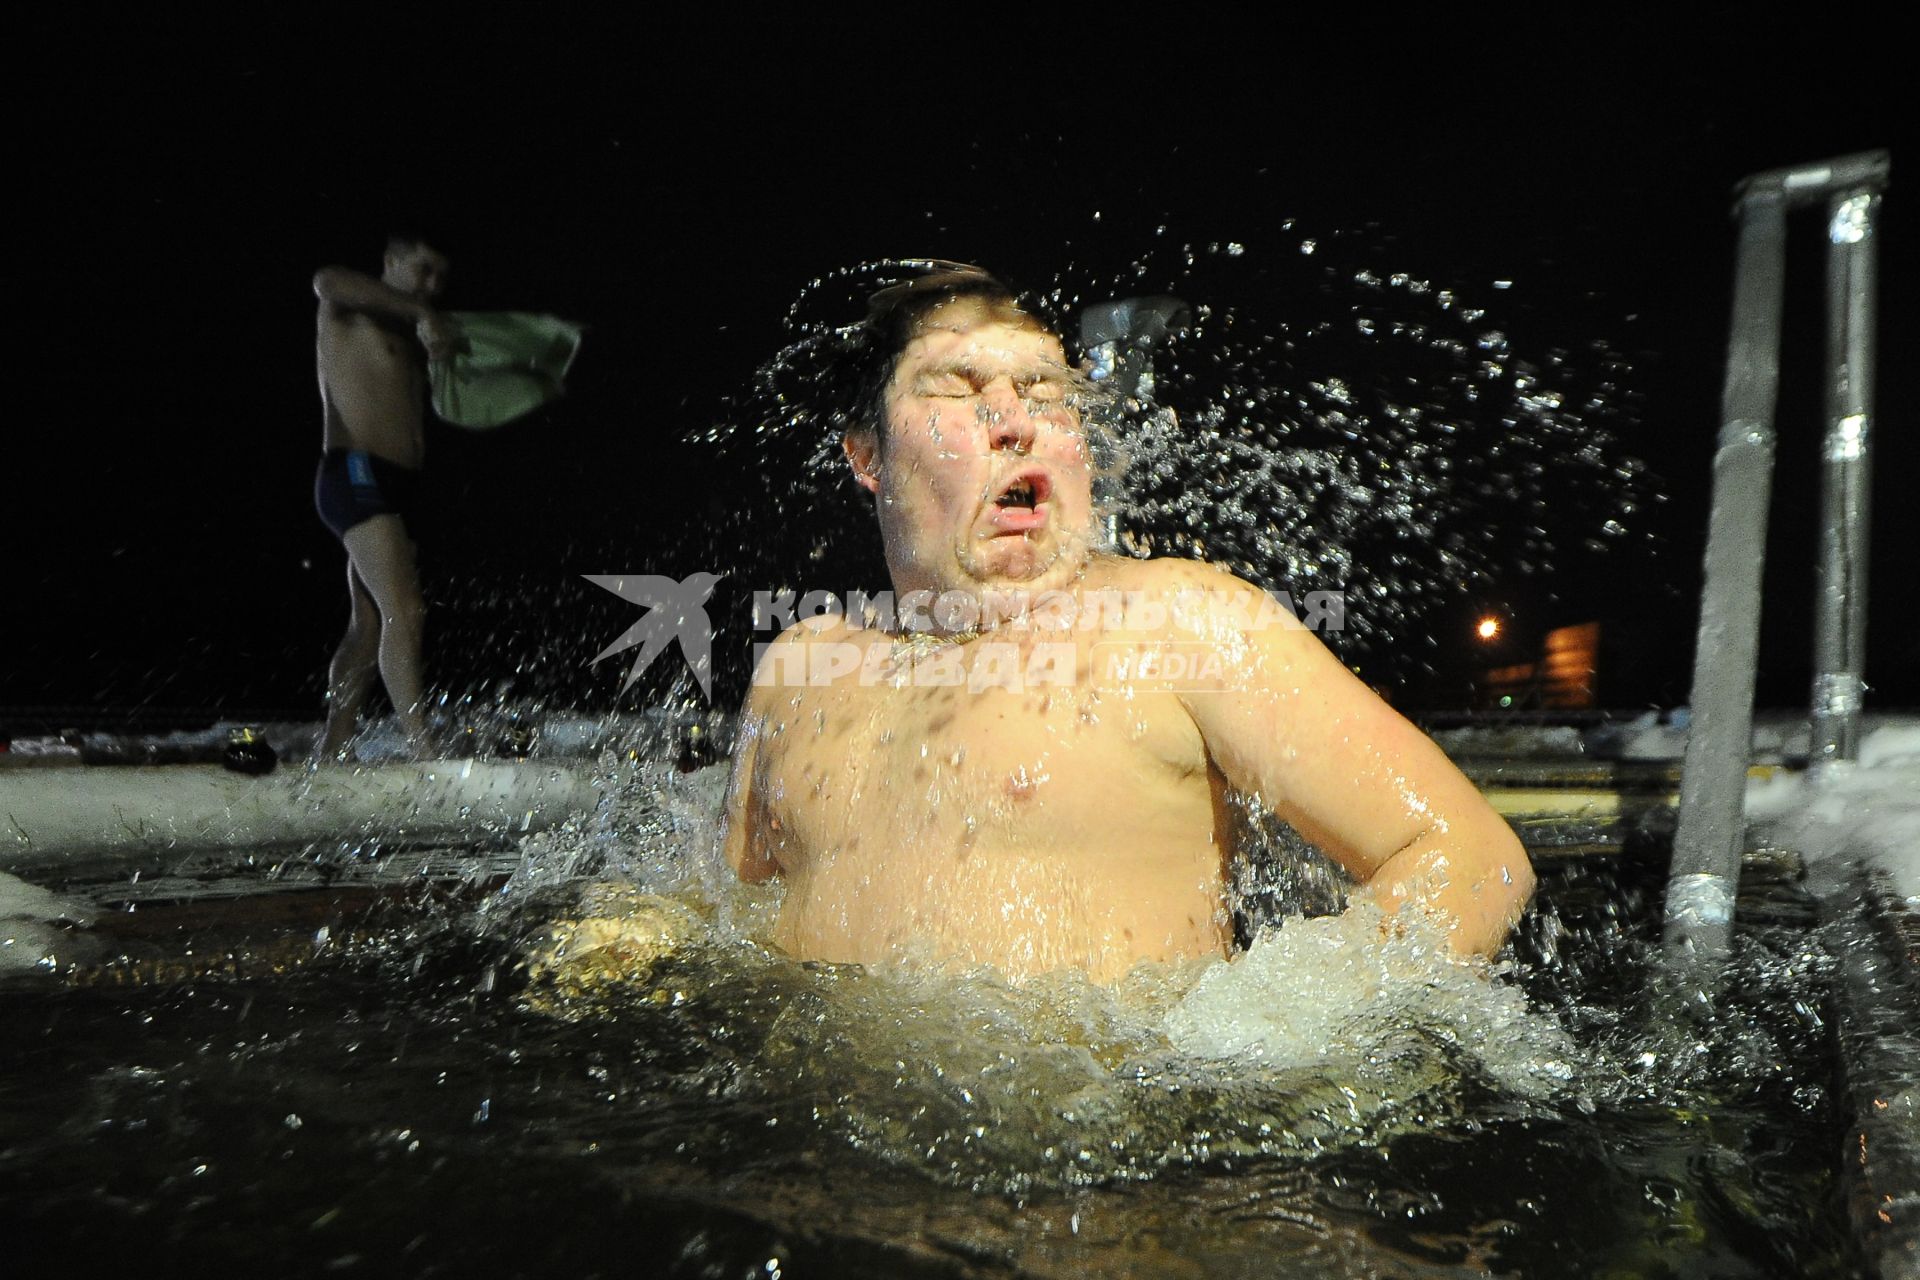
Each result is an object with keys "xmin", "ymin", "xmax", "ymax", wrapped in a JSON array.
[
  {"xmin": 1810, "ymin": 186, "xmax": 1882, "ymax": 768},
  {"xmin": 1664, "ymin": 151, "xmax": 1890, "ymax": 963}
]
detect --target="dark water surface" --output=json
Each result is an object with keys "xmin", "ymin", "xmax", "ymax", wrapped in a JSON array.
[{"xmin": 0, "ymin": 858, "xmax": 1864, "ymax": 1280}]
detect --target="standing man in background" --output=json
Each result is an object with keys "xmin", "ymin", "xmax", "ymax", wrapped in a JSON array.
[{"xmin": 311, "ymin": 234, "xmax": 455, "ymax": 760}]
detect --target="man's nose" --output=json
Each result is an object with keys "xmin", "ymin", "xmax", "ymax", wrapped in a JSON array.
[{"xmin": 982, "ymin": 382, "xmax": 1037, "ymax": 452}]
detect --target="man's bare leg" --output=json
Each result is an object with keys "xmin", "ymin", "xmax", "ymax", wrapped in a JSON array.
[
  {"xmin": 340, "ymin": 515, "xmax": 435, "ymax": 756},
  {"xmin": 318, "ymin": 563, "xmax": 382, "ymax": 760}
]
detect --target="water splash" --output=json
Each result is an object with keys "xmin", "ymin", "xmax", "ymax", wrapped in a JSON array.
[
  {"xmin": 502, "ymin": 771, "xmax": 1584, "ymax": 1194},
  {"xmin": 351, "ymin": 231, "xmax": 1698, "ymax": 1195},
  {"xmin": 697, "ymin": 233, "xmax": 1655, "ymax": 694},
  {"xmin": 1165, "ymin": 905, "xmax": 1579, "ymax": 1101}
]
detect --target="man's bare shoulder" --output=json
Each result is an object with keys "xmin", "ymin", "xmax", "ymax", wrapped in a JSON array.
[
  {"xmin": 760, "ymin": 612, "xmax": 868, "ymax": 650},
  {"xmin": 1085, "ymin": 555, "xmax": 1310, "ymax": 638},
  {"xmin": 741, "ymin": 613, "xmax": 874, "ymax": 707},
  {"xmin": 314, "ymin": 291, "xmax": 383, "ymax": 345},
  {"xmin": 1086, "ymin": 553, "xmax": 1257, "ymax": 594}
]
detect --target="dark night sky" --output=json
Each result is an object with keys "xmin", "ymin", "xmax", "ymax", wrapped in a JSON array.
[{"xmin": 7, "ymin": 23, "xmax": 1912, "ymax": 731}]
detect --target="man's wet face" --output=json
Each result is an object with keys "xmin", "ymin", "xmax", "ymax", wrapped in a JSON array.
[
  {"xmin": 385, "ymin": 244, "xmax": 449, "ymax": 300},
  {"xmin": 859, "ymin": 309, "xmax": 1095, "ymax": 599}
]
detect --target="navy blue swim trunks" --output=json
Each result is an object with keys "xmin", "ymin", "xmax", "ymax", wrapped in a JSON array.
[{"xmin": 314, "ymin": 449, "xmax": 423, "ymax": 539}]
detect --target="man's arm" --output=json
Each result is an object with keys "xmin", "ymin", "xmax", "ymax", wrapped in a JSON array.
[
  {"xmin": 312, "ymin": 267, "xmax": 455, "ymax": 359},
  {"xmin": 720, "ymin": 617, "xmax": 861, "ymax": 882},
  {"xmin": 722, "ymin": 622, "xmax": 825, "ymax": 883},
  {"xmin": 720, "ymin": 704, "xmax": 778, "ymax": 883},
  {"xmin": 313, "ymin": 267, "xmax": 430, "ymax": 320},
  {"xmin": 1169, "ymin": 565, "xmax": 1535, "ymax": 956}
]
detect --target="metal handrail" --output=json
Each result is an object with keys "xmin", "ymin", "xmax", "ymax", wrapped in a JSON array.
[{"xmin": 1664, "ymin": 150, "xmax": 1890, "ymax": 961}]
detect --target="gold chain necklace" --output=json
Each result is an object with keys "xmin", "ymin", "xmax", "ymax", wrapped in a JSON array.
[{"xmin": 888, "ymin": 626, "xmax": 984, "ymax": 659}]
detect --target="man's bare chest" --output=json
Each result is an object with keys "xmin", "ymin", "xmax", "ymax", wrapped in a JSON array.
[
  {"xmin": 749, "ymin": 651, "xmax": 1210, "ymax": 862},
  {"xmin": 320, "ymin": 314, "xmax": 423, "ymax": 389}
]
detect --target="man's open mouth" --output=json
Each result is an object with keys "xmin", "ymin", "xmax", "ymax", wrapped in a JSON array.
[
  {"xmin": 985, "ymin": 469, "xmax": 1053, "ymax": 533},
  {"xmin": 994, "ymin": 469, "xmax": 1053, "ymax": 509}
]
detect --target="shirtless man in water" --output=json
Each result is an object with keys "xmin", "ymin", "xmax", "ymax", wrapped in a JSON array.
[
  {"xmin": 722, "ymin": 267, "xmax": 1534, "ymax": 981},
  {"xmin": 311, "ymin": 235, "xmax": 455, "ymax": 759}
]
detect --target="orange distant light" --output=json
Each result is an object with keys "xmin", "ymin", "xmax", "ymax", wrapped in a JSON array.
[{"xmin": 1476, "ymin": 617, "xmax": 1502, "ymax": 641}]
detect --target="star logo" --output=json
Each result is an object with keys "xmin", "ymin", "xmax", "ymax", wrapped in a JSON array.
[{"xmin": 583, "ymin": 572, "xmax": 721, "ymax": 699}]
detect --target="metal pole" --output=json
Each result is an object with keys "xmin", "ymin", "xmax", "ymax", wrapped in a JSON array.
[
  {"xmin": 1734, "ymin": 151, "xmax": 1891, "ymax": 209},
  {"xmin": 1080, "ymin": 296, "xmax": 1190, "ymax": 553},
  {"xmin": 1810, "ymin": 189, "xmax": 1881, "ymax": 768},
  {"xmin": 1663, "ymin": 149, "xmax": 1888, "ymax": 962},
  {"xmin": 1664, "ymin": 190, "xmax": 1790, "ymax": 959}
]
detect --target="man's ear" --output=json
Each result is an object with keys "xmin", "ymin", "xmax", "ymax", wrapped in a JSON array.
[{"xmin": 843, "ymin": 431, "xmax": 881, "ymax": 495}]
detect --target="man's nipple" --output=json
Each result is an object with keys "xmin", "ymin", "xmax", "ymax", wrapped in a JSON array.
[{"xmin": 1004, "ymin": 765, "xmax": 1047, "ymax": 801}]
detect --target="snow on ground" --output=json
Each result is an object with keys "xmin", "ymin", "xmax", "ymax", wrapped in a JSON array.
[
  {"xmin": 0, "ymin": 871, "xmax": 94, "ymax": 975},
  {"xmin": 1439, "ymin": 709, "xmax": 1919, "ymax": 903},
  {"xmin": 1745, "ymin": 718, "xmax": 1920, "ymax": 904}
]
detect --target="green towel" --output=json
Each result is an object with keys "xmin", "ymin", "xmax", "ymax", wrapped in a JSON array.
[{"xmin": 431, "ymin": 311, "xmax": 585, "ymax": 430}]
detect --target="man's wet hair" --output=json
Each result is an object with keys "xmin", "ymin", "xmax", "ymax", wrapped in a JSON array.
[
  {"xmin": 385, "ymin": 230, "xmax": 443, "ymax": 258},
  {"xmin": 846, "ymin": 262, "xmax": 1053, "ymax": 445}
]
